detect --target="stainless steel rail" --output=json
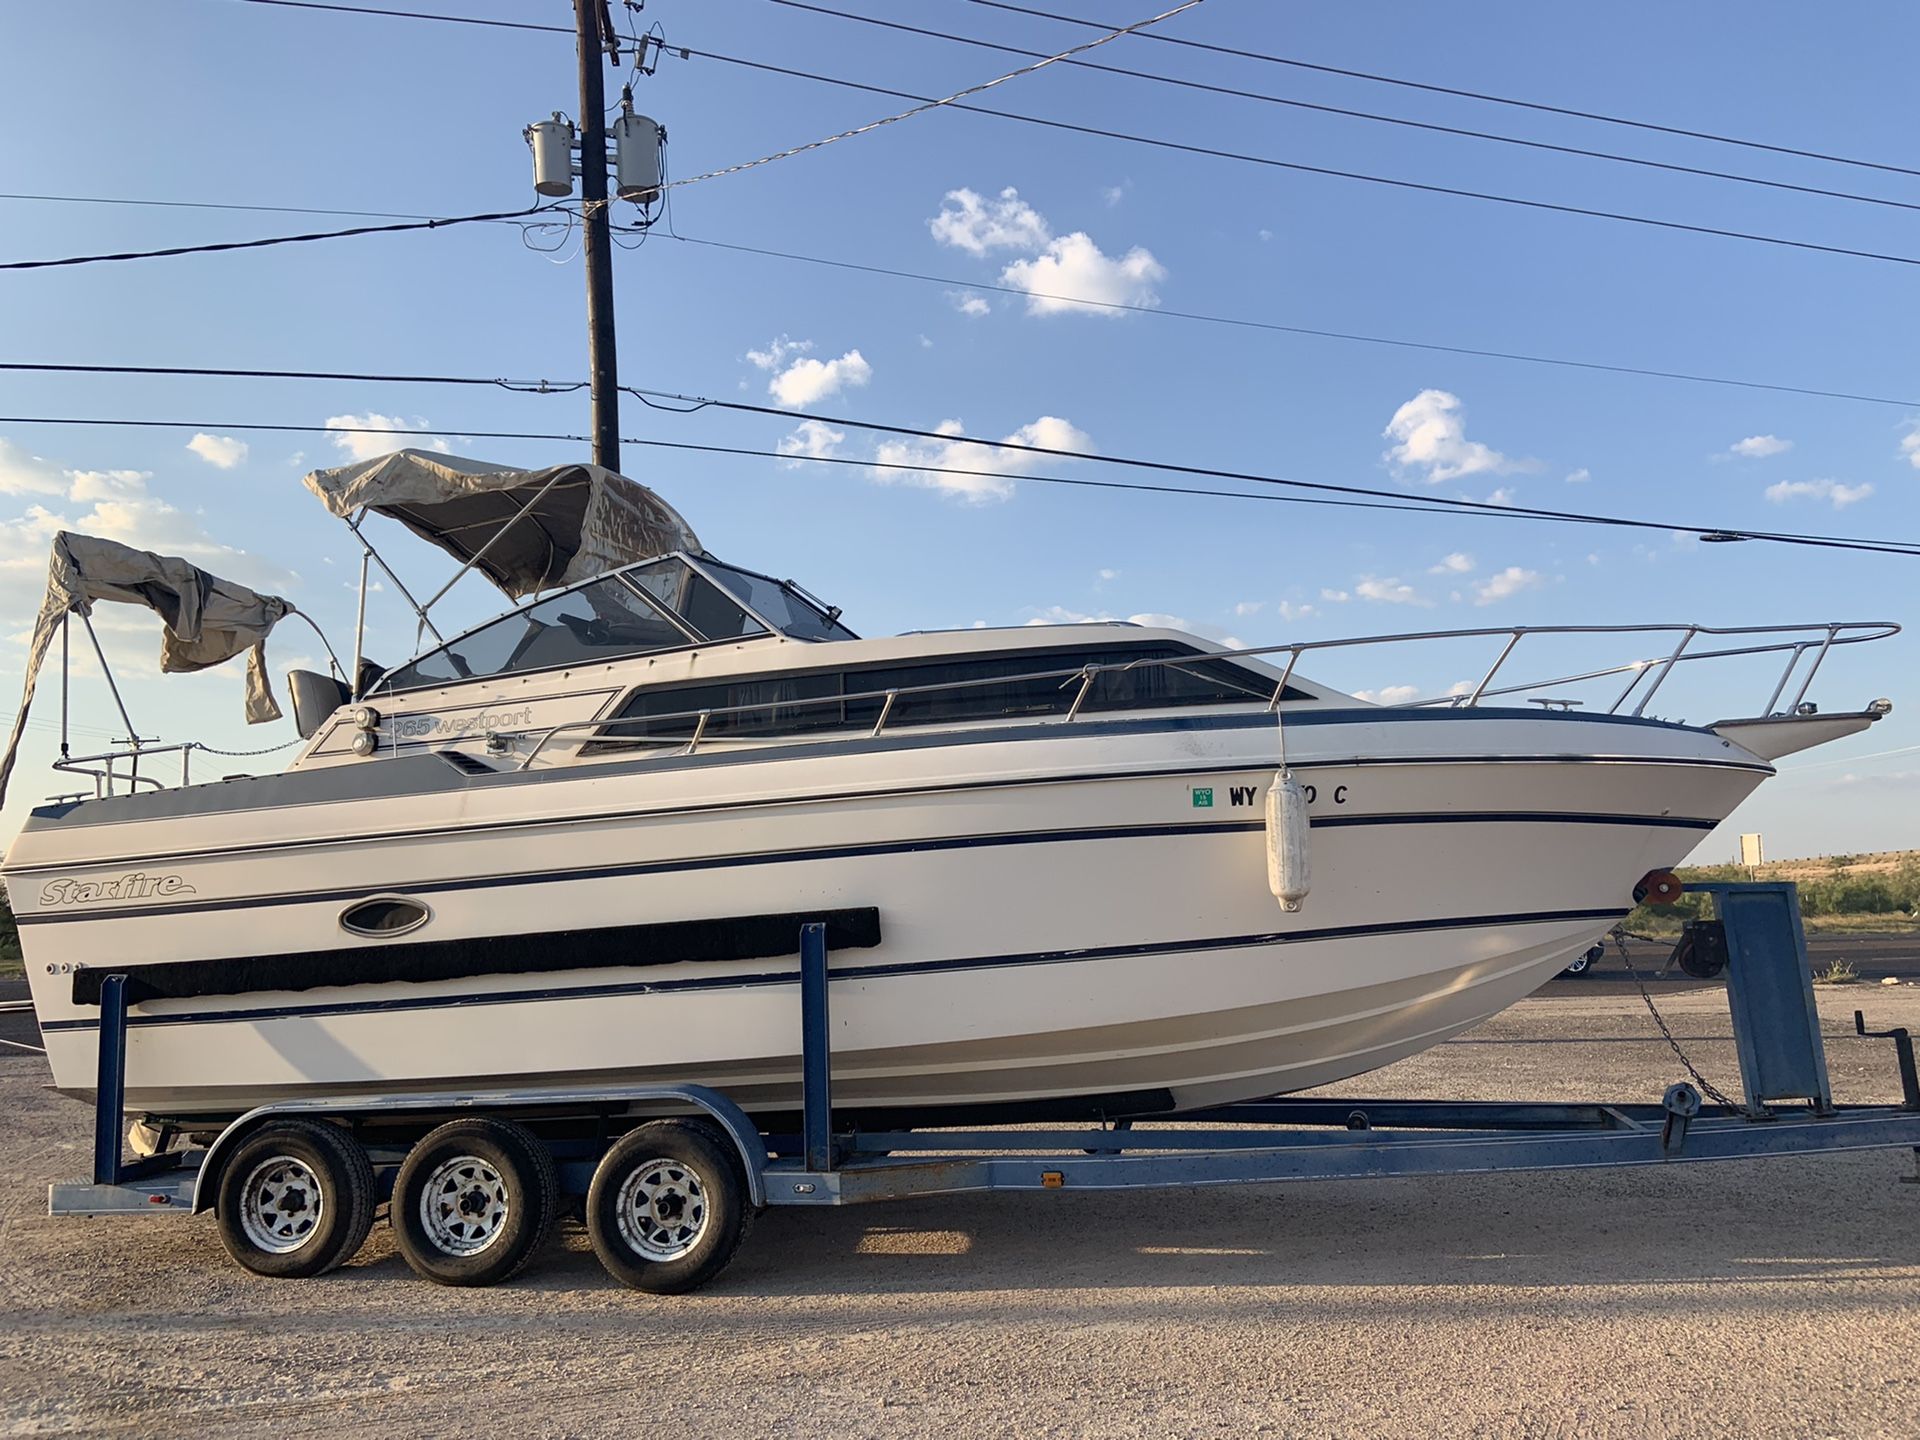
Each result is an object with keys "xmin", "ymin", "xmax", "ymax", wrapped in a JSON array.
[{"xmin": 506, "ymin": 619, "xmax": 1898, "ymax": 770}]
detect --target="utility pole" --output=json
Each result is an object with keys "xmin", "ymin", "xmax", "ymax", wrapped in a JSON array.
[{"xmin": 575, "ymin": 0, "xmax": 620, "ymax": 472}]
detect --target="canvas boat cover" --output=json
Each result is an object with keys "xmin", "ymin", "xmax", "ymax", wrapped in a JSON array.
[
  {"xmin": 303, "ymin": 449, "xmax": 701, "ymax": 600},
  {"xmin": 0, "ymin": 532, "xmax": 292, "ymax": 808}
]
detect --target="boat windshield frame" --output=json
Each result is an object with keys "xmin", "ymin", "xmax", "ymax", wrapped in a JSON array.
[{"xmin": 368, "ymin": 551, "xmax": 855, "ymax": 697}]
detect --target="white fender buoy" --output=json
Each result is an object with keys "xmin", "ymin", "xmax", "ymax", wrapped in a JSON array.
[{"xmin": 1265, "ymin": 768, "xmax": 1311, "ymax": 912}]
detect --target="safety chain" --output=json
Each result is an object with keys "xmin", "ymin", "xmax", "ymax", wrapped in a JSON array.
[
  {"xmin": 1610, "ymin": 928, "xmax": 1745, "ymax": 1111},
  {"xmin": 189, "ymin": 737, "xmax": 305, "ymax": 759}
]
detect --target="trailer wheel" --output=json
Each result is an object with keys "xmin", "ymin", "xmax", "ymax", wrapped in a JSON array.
[
  {"xmin": 391, "ymin": 1117, "xmax": 557, "ymax": 1287},
  {"xmin": 587, "ymin": 1119, "xmax": 750, "ymax": 1294},
  {"xmin": 214, "ymin": 1119, "xmax": 375, "ymax": 1279},
  {"xmin": 1560, "ymin": 944, "xmax": 1604, "ymax": 978}
]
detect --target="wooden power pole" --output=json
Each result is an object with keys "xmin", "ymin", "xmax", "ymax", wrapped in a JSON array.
[{"xmin": 575, "ymin": 0, "xmax": 620, "ymax": 472}]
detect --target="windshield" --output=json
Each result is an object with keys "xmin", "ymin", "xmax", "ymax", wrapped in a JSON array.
[
  {"xmin": 374, "ymin": 552, "xmax": 849, "ymax": 695},
  {"xmin": 380, "ymin": 575, "xmax": 702, "ymax": 691},
  {"xmin": 696, "ymin": 558, "xmax": 857, "ymax": 641}
]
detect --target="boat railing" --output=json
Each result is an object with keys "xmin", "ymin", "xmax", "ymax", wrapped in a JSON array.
[
  {"xmin": 50, "ymin": 740, "xmax": 229, "ymax": 800},
  {"xmin": 511, "ymin": 618, "xmax": 1899, "ymax": 769}
]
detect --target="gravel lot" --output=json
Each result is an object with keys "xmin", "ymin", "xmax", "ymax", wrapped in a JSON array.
[{"xmin": 4, "ymin": 977, "xmax": 1920, "ymax": 1439}]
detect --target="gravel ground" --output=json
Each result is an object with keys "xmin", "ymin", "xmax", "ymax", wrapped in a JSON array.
[{"xmin": 4, "ymin": 982, "xmax": 1920, "ymax": 1439}]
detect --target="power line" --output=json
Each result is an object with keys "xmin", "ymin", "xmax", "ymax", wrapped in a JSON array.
[
  {"xmin": 197, "ymin": 1, "xmax": 1920, "ymax": 267},
  {"xmin": 0, "ymin": 206, "xmax": 547, "ymax": 271},
  {"xmin": 664, "ymin": 0, "xmax": 1205, "ymax": 190},
  {"xmin": 5, "ymin": 193, "xmax": 1917, "ymax": 410},
  {"xmin": 225, "ymin": 0, "xmax": 1920, "ymax": 189},
  {"xmin": 2, "ymin": 385, "xmax": 1915, "ymax": 557},
  {"xmin": 658, "ymin": 232, "xmax": 1920, "ymax": 410},
  {"xmin": 968, "ymin": 0, "xmax": 1920, "ymax": 183},
  {"xmin": 0, "ymin": 191, "xmax": 446, "ymax": 223},
  {"xmin": 230, "ymin": 0, "xmax": 571, "ymax": 34},
  {"xmin": 678, "ymin": 49, "xmax": 1920, "ymax": 271},
  {"xmin": 619, "ymin": 386, "xmax": 1920, "ymax": 556},
  {"xmin": 766, "ymin": 0, "xmax": 1920, "ymax": 219}
]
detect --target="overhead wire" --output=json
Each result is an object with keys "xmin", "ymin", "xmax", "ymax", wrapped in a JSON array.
[
  {"xmin": 0, "ymin": 206, "xmax": 550, "ymax": 271},
  {"xmin": 618, "ymin": 384, "xmax": 1920, "ymax": 555},
  {"xmin": 966, "ymin": 0, "xmax": 1920, "ymax": 182},
  {"xmin": 200, "ymin": 1, "xmax": 1920, "ymax": 265},
  {"xmin": 4, "ymin": 190, "xmax": 1917, "ymax": 410},
  {"xmin": 228, "ymin": 0, "xmax": 1920, "ymax": 186},
  {"xmin": 661, "ymin": 0, "xmax": 1207, "ymax": 190},
  {"xmin": 1, "ymin": 373, "xmax": 1916, "ymax": 556},
  {"xmin": 670, "ymin": 48, "xmax": 1920, "ymax": 269},
  {"xmin": 657, "ymin": 232, "xmax": 1920, "ymax": 410},
  {"xmin": 764, "ymin": 0, "xmax": 1920, "ymax": 218}
]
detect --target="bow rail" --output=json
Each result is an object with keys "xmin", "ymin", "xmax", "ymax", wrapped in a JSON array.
[{"xmin": 510, "ymin": 618, "xmax": 1899, "ymax": 770}]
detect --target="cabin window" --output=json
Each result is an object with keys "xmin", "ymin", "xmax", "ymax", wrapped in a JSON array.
[{"xmin": 589, "ymin": 644, "xmax": 1307, "ymax": 750}]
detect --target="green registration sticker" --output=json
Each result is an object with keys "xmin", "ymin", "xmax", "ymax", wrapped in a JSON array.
[{"xmin": 1190, "ymin": 786, "xmax": 1214, "ymax": 809}]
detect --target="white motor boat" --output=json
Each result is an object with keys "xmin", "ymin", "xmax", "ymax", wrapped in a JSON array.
[{"xmin": 1, "ymin": 451, "xmax": 1898, "ymax": 1128}]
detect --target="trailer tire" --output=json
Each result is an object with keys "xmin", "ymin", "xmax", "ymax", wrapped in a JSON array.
[
  {"xmin": 214, "ymin": 1119, "xmax": 376, "ymax": 1279},
  {"xmin": 391, "ymin": 1117, "xmax": 557, "ymax": 1287},
  {"xmin": 587, "ymin": 1119, "xmax": 749, "ymax": 1294}
]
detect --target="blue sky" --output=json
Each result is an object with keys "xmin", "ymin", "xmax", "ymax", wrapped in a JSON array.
[{"xmin": 2, "ymin": 0, "xmax": 1916, "ymax": 858}]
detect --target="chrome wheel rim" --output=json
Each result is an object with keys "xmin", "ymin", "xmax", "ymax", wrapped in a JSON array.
[
  {"xmin": 418, "ymin": 1155, "xmax": 510, "ymax": 1256},
  {"xmin": 240, "ymin": 1155, "xmax": 325, "ymax": 1254},
  {"xmin": 615, "ymin": 1158, "xmax": 709, "ymax": 1261}
]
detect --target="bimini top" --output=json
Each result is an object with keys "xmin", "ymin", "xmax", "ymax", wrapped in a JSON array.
[
  {"xmin": 0, "ymin": 531, "xmax": 294, "ymax": 807},
  {"xmin": 303, "ymin": 449, "xmax": 701, "ymax": 600}
]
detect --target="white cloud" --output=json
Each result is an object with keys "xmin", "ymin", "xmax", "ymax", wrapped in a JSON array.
[
  {"xmin": 65, "ymin": 468, "xmax": 149, "ymax": 503},
  {"xmin": 946, "ymin": 290, "xmax": 992, "ymax": 318},
  {"xmin": 1565, "ymin": 467, "xmax": 1591, "ymax": 484},
  {"xmin": 874, "ymin": 415, "xmax": 1093, "ymax": 502},
  {"xmin": 1483, "ymin": 488, "xmax": 1517, "ymax": 506},
  {"xmin": 1355, "ymin": 575, "xmax": 1429, "ymax": 606},
  {"xmin": 1383, "ymin": 390, "xmax": 1516, "ymax": 484},
  {"xmin": 324, "ymin": 414, "xmax": 449, "ymax": 463},
  {"xmin": 1097, "ymin": 567, "xmax": 1119, "ymax": 582},
  {"xmin": 1901, "ymin": 431, "xmax": 1920, "ymax": 470},
  {"xmin": 0, "ymin": 439, "xmax": 69, "ymax": 497},
  {"xmin": 1729, "ymin": 434, "xmax": 1792, "ymax": 460},
  {"xmin": 776, "ymin": 420, "xmax": 845, "ymax": 465},
  {"xmin": 1765, "ymin": 478, "xmax": 1872, "ymax": 508},
  {"xmin": 917, "ymin": 334, "xmax": 934, "ymax": 349},
  {"xmin": 1319, "ymin": 588, "xmax": 1350, "ymax": 603},
  {"xmin": 1103, "ymin": 181, "xmax": 1131, "ymax": 207},
  {"xmin": 186, "ymin": 433, "xmax": 248, "ymax": 469},
  {"xmin": 1473, "ymin": 566, "xmax": 1545, "ymax": 605},
  {"xmin": 1026, "ymin": 605, "xmax": 1241, "ymax": 649},
  {"xmin": 929, "ymin": 186, "xmax": 1051, "ymax": 256},
  {"xmin": 746, "ymin": 335, "xmax": 811, "ymax": 371},
  {"xmin": 1233, "ymin": 600, "xmax": 1264, "ymax": 616},
  {"xmin": 1355, "ymin": 684, "xmax": 1421, "ymax": 705},
  {"xmin": 1000, "ymin": 233, "xmax": 1165, "ymax": 316},
  {"xmin": 1428, "ymin": 552, "xmax": 1474, "ymax": 575},
  {"xmin": 1834, "ymin": 770, "xmax": 1920, "ymax": 790},
  {"xmin": 768, "ymin": 349, "xmax": 872, "ymax": 409},
  {"xmin": 1275, "ymin": 600, "xmax": 1316, "ymax": 621},
  {"xmin": 1257, "ymin": 227, "xmax": 1274, "ymax": 242}
]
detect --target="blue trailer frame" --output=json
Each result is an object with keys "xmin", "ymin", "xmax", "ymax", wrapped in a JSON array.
[{"xmin": 50, "ymin": 883, "xmax": 1920, "ymax": 1228}]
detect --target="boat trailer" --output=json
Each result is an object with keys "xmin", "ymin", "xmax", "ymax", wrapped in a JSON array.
[{"xmin": 49, "ymin": 881, "xmax": 1920, "ymax": 1293}]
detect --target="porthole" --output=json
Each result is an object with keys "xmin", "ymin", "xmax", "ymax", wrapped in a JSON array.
[{"xmin": 339, "ymin": 895, "xmax": 432, "ymax": 938}]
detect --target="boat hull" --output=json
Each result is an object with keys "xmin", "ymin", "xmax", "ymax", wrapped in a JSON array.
[{"xmin": 7, "ymin": 709, "xmax": 1768, "ymax": 1122}]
